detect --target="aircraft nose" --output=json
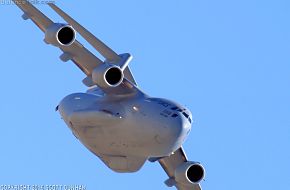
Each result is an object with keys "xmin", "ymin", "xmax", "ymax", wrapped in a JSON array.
[
  {"xmin": 177, "ymin": 112, "xmax": 192, "ymax": 136},
  {"xmin": 164, "ymin": 111, "xmax": 192, "ymax": 151}
]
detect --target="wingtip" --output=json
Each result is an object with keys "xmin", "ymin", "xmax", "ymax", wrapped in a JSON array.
[{"xmin": 47, "ymin": 2, "xmax": 55, "ymax": 7}]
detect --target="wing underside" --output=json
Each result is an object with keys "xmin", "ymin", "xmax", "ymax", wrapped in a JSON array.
[
  {"xmin": 159, "ymin": 147, "xmax": 202, "ymax": 190},
  {"xmin": 12, "ymin": 0, "xmax": 137, "ymax": 91}
]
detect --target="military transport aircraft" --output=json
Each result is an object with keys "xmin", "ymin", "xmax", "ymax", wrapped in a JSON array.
[{"xmin": 11, "ymin": 1, "xmax": 205, "ymax": 189}]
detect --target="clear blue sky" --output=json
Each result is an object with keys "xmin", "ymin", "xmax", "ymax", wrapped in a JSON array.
[{"xmin": 1, "ymin": 0, "xmax": 290, "ymax": 189}]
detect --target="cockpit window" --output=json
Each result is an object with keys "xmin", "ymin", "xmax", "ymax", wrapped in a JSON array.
[
  {"xmin": 171, "ymin": 106, "xmax": 183, "ymax": 112},
  {"xmin": 171, "ymin": 113, "xmax": 178, "ymax": 118},
  {"xmin": 188, "ymin": 117, "xmax": 192, "ymax": 123},
  {"xmin": 182, "ymin": 112, "xmax": 189, "ymax": 118},
  {"xmin": 171, "ymin": 107, "xmax": 178, "ymax": 110}
]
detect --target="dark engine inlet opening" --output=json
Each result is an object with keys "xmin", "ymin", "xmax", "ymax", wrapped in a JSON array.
[
  {"xmin": 105, "ymin": 67, "xmax": 123, "ymax": 86},
  {"xmin": 187, "ymin": 164, "xmax": 204, "ymax": 183},
  {"xmin": 57, "ymin": 26, "xmax": 75, "ymax": 45}
]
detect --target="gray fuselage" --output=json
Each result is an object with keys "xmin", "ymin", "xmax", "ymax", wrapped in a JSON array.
[{"xmin": 58, "ymin": 87, "xmax": 192, "ymax": 172}]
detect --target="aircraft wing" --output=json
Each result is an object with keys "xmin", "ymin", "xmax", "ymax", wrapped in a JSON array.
[
  {"xmin": 12, "ymin": 0, "xmax": 103, "ymax": 76},
  {"xmin": 12, "ymin": 0, "xmax": 137, "ymax": 87},
  {"xmin": 47, "ymin": 3, "xmax": 137, "ymax": 85},
  {"xmin": 159, "ymin": 147, "xmax": 202, "ymax": 190}
]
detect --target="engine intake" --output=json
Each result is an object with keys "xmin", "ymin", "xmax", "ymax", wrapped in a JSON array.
[
  {"xmin": 175, "ymin": 162, "xmax": 205, "ymax": 185},
  {"xmin": 92, "ymin": 64, "xmax": 124, "ymax": 88},
  {"xmin": 105, "ymin": 67, "xmax": 123, "ymax": 86},
  {"xmin": 186, "ymin": 163, "xmax": 205, "ymax": 183},
  {"xmin": 45, "ymin": 23, "xmax": 76, "ymax": 47}
]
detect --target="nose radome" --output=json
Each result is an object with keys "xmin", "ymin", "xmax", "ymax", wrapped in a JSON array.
[
  {"xmin": 166, "ymin": 112, "xmax": 191, "ymax": 149},
  {"xmin": 153, "ymin": 116, "xmax": 186, "ymax": 155},
  {"xmin": 177, "ymin": 112, "xmax": 191, "ymax": 134}
]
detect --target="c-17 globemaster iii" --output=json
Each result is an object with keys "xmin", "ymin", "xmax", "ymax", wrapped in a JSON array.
[{"xmin": 10, "ymin": 1, "xmax": 205, "ymax": 189}]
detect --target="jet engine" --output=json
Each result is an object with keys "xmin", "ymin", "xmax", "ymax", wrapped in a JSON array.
[
  {"xmin": 92, "ymin": 64, "xmax": 124, "ymax": 88},
  {"xmin": 174, "ymin": 162, "xmax": 205, "ymax": 185},
  {"xmin": 45, "ymin": 23, "xmax": 76, "ymax": 46}
]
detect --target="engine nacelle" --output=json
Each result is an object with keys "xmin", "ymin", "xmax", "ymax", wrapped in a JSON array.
[
  {"xmin": 44, "ymin": 23, "xmax": 76, "ymax": 47},
  {"xmin": 175, "ymin": 162, "xmax": 205, "ymax": 185},
  {"xmin": 92, "ymin": 64, "xmax": 124, "ymax": 88}
]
